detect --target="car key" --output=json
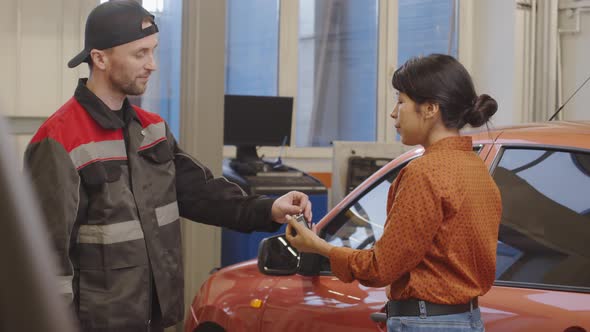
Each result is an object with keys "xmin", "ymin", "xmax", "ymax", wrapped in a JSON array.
[{"xmin": 290, "ymin": 213, "xmax": 311, "ymax": 236}]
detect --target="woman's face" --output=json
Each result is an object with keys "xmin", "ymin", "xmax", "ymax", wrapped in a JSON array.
[{"xmin": 390, "ymin": 92, "xmax": 428, "ymax": 146}]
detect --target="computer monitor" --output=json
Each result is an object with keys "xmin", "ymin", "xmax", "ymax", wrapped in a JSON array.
[{"xmin": 224, "ymin": 94, "xmax": 293, "ymax": 162}]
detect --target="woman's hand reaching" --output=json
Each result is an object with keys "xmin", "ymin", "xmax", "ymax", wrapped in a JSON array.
[{"xmin": 285, "ymin": 215, "xmax": 333, "ymax": 257}]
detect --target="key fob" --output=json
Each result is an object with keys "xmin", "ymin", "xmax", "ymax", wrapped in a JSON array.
[{"xmin": 290, "ymin": 214, "xmax": 310, "ymax": 236}]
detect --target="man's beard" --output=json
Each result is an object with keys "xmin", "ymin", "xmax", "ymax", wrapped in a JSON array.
[{"xmin": 110, "ymin": 74, "xmax": 147, "ymax": 96}]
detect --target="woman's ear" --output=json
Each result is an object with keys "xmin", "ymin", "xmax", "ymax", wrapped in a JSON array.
[{"xmin": 421, "ymin": 102, "xmax": 440, "ymax": 120}]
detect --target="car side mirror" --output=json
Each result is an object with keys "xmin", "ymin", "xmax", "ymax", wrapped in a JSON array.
[{"xmin": 257, "ymin": 234, "xmax": 299, "ymax": 275}]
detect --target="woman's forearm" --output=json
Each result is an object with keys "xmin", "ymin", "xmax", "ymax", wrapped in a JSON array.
[{"xmin": 313, "ymin": 238, "xmax": 335, "ymax": 257}]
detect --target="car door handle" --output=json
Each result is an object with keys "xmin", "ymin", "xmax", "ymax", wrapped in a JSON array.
[{"xmin": 370, "ymin": 312, "xmax": 387, "ymax": 323}]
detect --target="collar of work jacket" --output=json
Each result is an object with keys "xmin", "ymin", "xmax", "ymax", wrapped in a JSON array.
[{"xmin": 74, "ymin": 78, "xmax": 139, "ymax": 129}]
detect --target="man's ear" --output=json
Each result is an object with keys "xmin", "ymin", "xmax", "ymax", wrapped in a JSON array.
[{"xmin": 89, "ymin": 49, "xmax": 108, "ymax": 70}]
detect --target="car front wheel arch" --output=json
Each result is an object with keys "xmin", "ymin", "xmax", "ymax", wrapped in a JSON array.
[{"xmin": 194, "ymin": 322, "xmax": 225, "ymax": 332}]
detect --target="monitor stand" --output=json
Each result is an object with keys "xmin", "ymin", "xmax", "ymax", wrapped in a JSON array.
[
  {"xmin": 230, "ymin": 146, "xmax": 266, "ymax": 176},
  {"xmin": 235, "ymin": 145, "xmax": 259, "ymax": 163}
]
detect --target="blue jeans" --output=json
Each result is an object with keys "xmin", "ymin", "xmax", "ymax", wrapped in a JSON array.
[{"xmin": 387, "ymin": 308, "xmax": 484, "ymax": 332}]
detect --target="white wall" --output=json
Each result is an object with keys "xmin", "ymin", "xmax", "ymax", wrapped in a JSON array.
[
  {"xmin": 0, "ymin": 0, "xmax": 94, "ymax": 118},
  {"xmin": 469, "ymin": 0, "xmax": 519, "ymax": 127},
  {"xmin": 560, "ymin": 6, "xmax": 590, "ymax": 120},
  {"xmin": 1, "ymin": 0, "xmax": 95, "ymax": 163},
  {"xmin": 467, "ymin": 0, "xmax": 590, "ymax": 125},
  {"xmin": 179, "ymin": 0, "xmax": 226, "ymax": 325}
]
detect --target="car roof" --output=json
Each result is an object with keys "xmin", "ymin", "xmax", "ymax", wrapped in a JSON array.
[{"xmin": 470, "ymin": 121, "xmax": 590, "ymax": 150}]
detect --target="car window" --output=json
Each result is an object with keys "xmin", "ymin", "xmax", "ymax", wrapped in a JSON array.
[
  {"xmin": 492, "ymin": 148, "xmax": 590, "ymax": 290},
  {"xmin": 322, "ymin": 161, "xmax": 410, "ymax": 250},
  {"xmin": 313, "ymin": 160, "xmax": 412, "ymax": 273}
]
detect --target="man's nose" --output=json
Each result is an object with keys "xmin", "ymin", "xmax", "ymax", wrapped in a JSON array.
[{"xmin": 146, "ymin": 54, "xmax": 157, "ymax": 71}]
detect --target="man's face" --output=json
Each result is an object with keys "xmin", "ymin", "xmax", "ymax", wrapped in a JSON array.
[{"xmin": 104, "ymin": 21, "xmax": 158, "ymax": 96}]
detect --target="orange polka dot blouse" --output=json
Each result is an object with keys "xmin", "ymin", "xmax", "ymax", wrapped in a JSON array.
[{"xmin": 329, "ymin": 136, "xmax": 502, "ymax": 305}]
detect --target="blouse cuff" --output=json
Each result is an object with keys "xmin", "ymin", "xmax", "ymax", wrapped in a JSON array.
[{"xmin": 329, "ymin": 246, "xmax": 356, "ymax": 283}]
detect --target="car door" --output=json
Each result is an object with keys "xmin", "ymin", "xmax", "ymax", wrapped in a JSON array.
[{"xmin": 481, "ymin": 145, "xmax": 590, "ymax": 331}]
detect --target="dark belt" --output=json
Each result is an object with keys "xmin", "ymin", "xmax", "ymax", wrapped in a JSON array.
[{"xmin": 386, "ymin": 298, "xmax": 478, "ymax": 318}]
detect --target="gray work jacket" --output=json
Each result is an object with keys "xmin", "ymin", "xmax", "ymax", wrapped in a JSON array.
[{"xmin": 24, "ymin": 79, "xmax": 279, "ymax": 331}]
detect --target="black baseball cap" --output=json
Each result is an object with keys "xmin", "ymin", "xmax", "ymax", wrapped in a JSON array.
[{"xmin": 67, "ymin": 0, "xmax": 159, "ymax": 68}]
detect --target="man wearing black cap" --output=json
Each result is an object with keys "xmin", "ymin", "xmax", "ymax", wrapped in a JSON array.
[{"xmin": 24, "ymin": 1, "xmax": 312, "ymax": 331}]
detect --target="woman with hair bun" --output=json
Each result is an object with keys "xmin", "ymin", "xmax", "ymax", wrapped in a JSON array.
[{"xmin": 287, "ymin": 54, "xmax": 502, "ymax": 331}]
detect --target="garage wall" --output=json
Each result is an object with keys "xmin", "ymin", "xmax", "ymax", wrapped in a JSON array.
[
  {"xmin": 179, "ymin": 0, "xmax": 226, "ymax": 324},
  {"xmin": 0, "ymin": 0, "xmax": 95, "ymax": 166},
  {"xmin": 559, "ymin": 1, "xmax": 590, "ymax": 120},
  {"xmin": 468, "ymin": 0, "xmax": 520, "ymax": 127},
  {"xmin": 0, "ymin": 0, "xmax": 93, "ymax": 118}
]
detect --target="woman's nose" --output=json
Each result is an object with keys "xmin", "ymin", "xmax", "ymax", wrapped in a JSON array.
[{"xmin": 390, "ymin": 105, "xmax": 398, "ymax": 119}]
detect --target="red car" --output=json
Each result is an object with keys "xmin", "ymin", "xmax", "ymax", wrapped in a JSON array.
[{"xmin": 186, "ymin": 122, "xmax": 590, "ymax": 332}]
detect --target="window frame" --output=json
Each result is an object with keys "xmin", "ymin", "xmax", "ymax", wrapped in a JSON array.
[
  {"xmin": 490, "ymin": 144, "xmax": 590, "ymax": 294},
  {"xmin": 223, "ymin": 0, "xmax": 471, "ymax": 157},
  {"xmin": 489, "ymin": 143, "xmax": 590, "ymax": 173}
]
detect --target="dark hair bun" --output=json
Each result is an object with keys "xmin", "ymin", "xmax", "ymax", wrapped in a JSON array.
[{"xmin": 464, "ymin": 94, "xmax": 498, "ymax": 127}]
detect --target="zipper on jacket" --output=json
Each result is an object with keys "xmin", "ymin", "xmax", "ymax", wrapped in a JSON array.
[
  {"xmin": 122, "ymin": 124, "xmax": 153, "ymax": 331},
  {"xmin": 147, "ymin": 272, "xmax": 153, "ymax": 331}
]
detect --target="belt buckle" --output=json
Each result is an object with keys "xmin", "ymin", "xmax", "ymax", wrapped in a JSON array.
[{"xmin": 418, "ymin": 300, "xmax": 427, "ymax": 319}]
